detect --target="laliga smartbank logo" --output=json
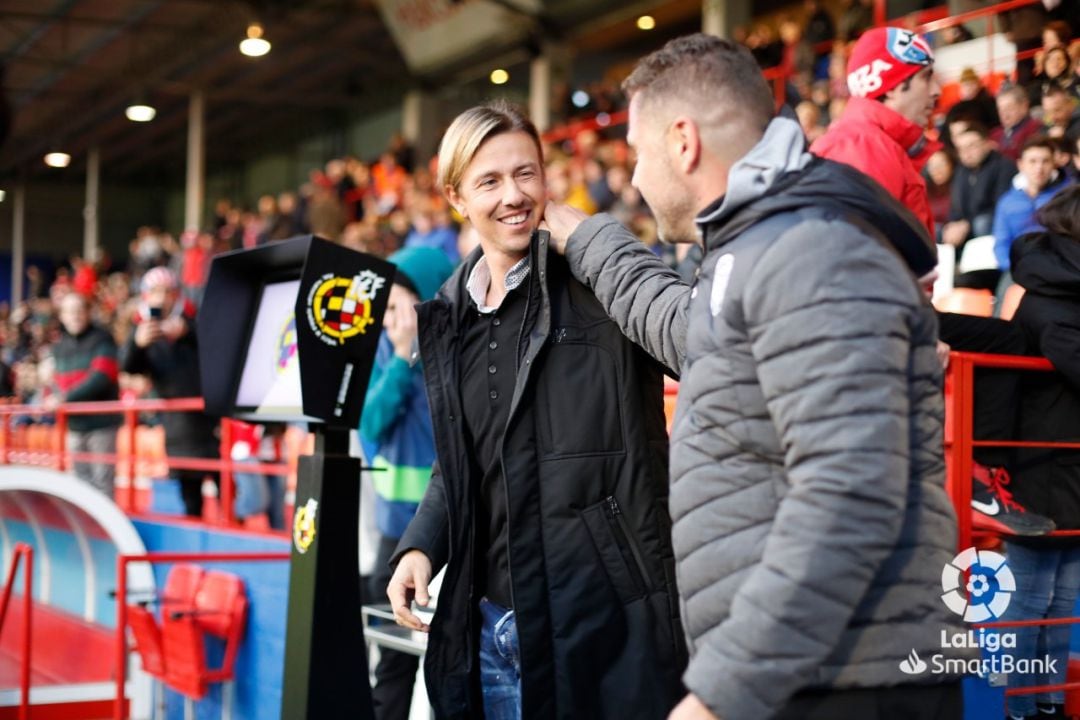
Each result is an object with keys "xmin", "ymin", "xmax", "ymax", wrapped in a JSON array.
[
  {"xmin": 898, "ymin": 547, "xmax": 1057, "ymax": 678},
  {"xmin": 941, "ymin": 547, "xmax": 1014, "ymax": 622}
]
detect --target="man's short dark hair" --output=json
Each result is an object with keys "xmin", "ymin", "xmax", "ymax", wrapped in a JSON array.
[
  {"xmin": 957, "ymin": 122, "xmax": 990, "ymax": 140},
  {"xmin": 1042, "ymin": 85, "xmax": 1072, "ymax": 103},
  {"xmin": 622, "ymin": 33, "xmax": 774, "ymax": 131},
  {"xmin": 1020, "ymin": 135, "xmax": 1055, "ymax": 157},
  {"xmin": 1036, "ymin": 185, "xmax": 1080, "ymax": 240}
]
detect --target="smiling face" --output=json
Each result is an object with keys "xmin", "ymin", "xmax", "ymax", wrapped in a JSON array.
[{"xmin": 446, "ymin": 131, "xmax": 545, "ymax": 267}]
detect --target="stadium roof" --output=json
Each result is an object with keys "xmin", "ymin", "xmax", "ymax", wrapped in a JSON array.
[{"xmin": 0, "ymin": 0, "xmax": 702, "ymax": 184}]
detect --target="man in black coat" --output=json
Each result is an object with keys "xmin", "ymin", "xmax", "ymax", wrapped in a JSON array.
[
  {"xmin": 120, "ymin": 267, "xmax": 218, "ymax": 517},
  {"xmin": 942, "ymin": 123, "xmax": 1017, "ymax": 289},
  {"xmin": 386, "ymin": 102, "xmax": 686, "ymax": 720}
]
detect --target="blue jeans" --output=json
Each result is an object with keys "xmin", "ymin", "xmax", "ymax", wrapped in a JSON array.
[
  {"xmin": 234, "ymin": 467, "xmax": 286, "ymax": 529},
  {"xmin": 479, "ymin": 598, "xmax": 521, "ymax": 720},
  {"xmin": 1004, "ymin": 542, "xmax": 1080, "ymax": 716}
]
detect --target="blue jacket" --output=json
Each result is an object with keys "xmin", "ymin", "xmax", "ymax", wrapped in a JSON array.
[
  {"xmin": 993, "ymin": 175, "xmax": 1073, "ymax": 270},
  {"xmin": 360, "ymin": 334, "xmax": 436, "ymax": 539}
]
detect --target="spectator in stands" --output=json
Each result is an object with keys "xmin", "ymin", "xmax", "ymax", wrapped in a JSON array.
[
  {"xmin": 1043, "ymin": 19, "xmax": 1072, "ymax": 51},
  {"xmin": 402, "ymin": 202, "xmax": 459, "ymax": 264},
  {"xmin": 924, "ymin": 150, "xmax": 954, "ymax": 238},
  {"xmin": 803, "ymin": 0, "xmax": 835, "ymax": 74},
  {"xmin": 795, "ymin": 100, "xmax": 825, "ymax": 142},
  {"xmin": 812, "ymin": 27, "xmax": 942, "ymax": 239},
  {"xmin": 359, "ymin": 246, "xmax": 453, "ymax": 720},
  {"xmin": 372, "ymin": 152, "xmax": 407, "ymax": 215},
  {"xmin": 993, "ymin": 136, "xmax": 1074, "ymax": 271},
  {"xmin": 993, "ymin": 85, "xmax": 1044, "ymax": 161},
  {"xmin": 386, "ymin": 100, "xmax": 686, "ymax": 720},
  {"xmin": 1032, "ymin": 46, "xmax": 1080, "ymax": 105},
  {"xmin": 543, "ymin": 33, "xmax": 964, "ymax": 720},
  {"xmin": 229, "ymin": 420, "xmax": 285, "ymax": 530},
  {"xmin": 1041, "ymin": 85, "xmax": 1080, "ymax": 139},
  {"xmin": 957, "ymin": 67, "xmax": 1000, "ymax": 129},
  {"xmin": 50, "ymin": 292, "xmax": 120, "ymax": 496},
  {"xmin": 1052, "ymin": 134, "xmax": 1078, "ymax": 182},
  {"xmin": 813, "ymin": 27, "xmax": 1051, "ymax": 537},
  {"xmin": 837, "ymin": 0, "xmax": 873, "ymax": 41},
  {"xmin": 943, "ymin": 124, "xmax": 1017, "ymax": 289},
  {"xmin": 1001, "ymin": 2, "xmax": 1048, "ymax": 85},
  {"xmin": 120, "ymin": 267, "xmax": 218, "ymax": 518},
  {"xmin": 1004, "ymin": 185, "xmax": 1080, "ymax": 720}
]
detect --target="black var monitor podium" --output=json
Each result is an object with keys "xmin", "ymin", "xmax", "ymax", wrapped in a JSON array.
[{"xmin": 197, "ymin": 236, "xmax": 394, "ymax": 719}]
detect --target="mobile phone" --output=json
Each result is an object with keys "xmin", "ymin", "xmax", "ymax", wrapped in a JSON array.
[{"xmin": 148, "ymin": 306, "xmax": 163, "ymax": 320}]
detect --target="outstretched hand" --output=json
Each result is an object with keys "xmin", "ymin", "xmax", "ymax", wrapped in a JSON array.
[{"xmin": 540, "ymin": 203, "xmax": 589, "ymax": 255}]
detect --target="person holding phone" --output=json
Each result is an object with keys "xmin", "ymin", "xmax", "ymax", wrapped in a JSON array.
[{"xmin": 120, "ymin": 267, "xmax": 219, "ymax": 517}]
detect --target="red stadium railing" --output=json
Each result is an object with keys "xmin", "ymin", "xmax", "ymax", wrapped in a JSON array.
[
  {"xmin": 0, "ymin": 398, "xmax": 294, "ymax": 532},
  {"xmin": 0, "ymin": 543, "xmax": 33, "ymax": 720},
  {"xmin": 945, "ymin": 351, "xmax": 1080, "ymax": 703}
]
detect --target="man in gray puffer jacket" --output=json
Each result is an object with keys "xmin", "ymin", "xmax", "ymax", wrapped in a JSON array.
[{"xmin": 543, "ymin": 34, "xmax": 969, "ymax": 720}]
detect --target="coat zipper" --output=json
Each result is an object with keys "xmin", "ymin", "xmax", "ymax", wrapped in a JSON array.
[{"xmin": 607, "ymin": 496, "xmax": 652, "ymax": 594}]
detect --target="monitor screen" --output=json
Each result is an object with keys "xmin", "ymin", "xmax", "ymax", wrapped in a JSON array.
[{"xmin": 234, "ymin": 279, "xmax": 315, "ymax": 421}]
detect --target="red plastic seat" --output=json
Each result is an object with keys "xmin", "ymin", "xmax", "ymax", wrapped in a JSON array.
[
  {"xmin": 145, "ymin": 566, "xmax": 249, "ymax": 700},
  {"xmin": 126, "ymin": 564, "xmax": 250, "ymax": 701},
  {"xmin": 127, "ymin": 605, "xmax": 165, "ymax": 678}
]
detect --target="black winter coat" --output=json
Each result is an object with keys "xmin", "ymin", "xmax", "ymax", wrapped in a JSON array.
[
  {"xmin": 396, "ymin": 231, "xmax": 687, "ymax": 719},
  {"xmin": 1009, "ymin": 231, "xmax": 1080, "ymax": 529},
  {"xmin": 119, "ymin": 319, "xmax": 218, "ymax": 457}
]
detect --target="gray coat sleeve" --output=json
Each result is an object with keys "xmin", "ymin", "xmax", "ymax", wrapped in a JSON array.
[
  {"xmin": 683, "ymin": 219, "xmax": 921, "ymax": 719},
  {"xmin": 565, "ymin": 214, "xmax": 690, "ymax": 375}
]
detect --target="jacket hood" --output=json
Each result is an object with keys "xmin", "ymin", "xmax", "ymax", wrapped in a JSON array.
[
  {"xmin": 388, "ymin": 246, "xmax": 456, "ymax": 301},
  {"xmin": 696, "ymin": 115, "xmax": 937, "ymax": 277},
  {"xmin": 1012, "ymin": 231, "xmax": 1080, "ymax": 298}
]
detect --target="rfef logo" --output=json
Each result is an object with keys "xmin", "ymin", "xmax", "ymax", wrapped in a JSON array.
[
  {"xmin": 305, "ymin": 270, "xmax": 387, "ymax": 347},
  {"xmin": 941, "ymin": 547, "xmax": 1014, "ymax": 622}
]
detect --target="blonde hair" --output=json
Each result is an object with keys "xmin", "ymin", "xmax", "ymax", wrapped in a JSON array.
[{"xmin": 437, "ymin": 100, "xmax": 542, "ymax": 194}]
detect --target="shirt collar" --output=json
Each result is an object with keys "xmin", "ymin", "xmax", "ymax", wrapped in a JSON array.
[{"xmin": 466, "ymin": 254, "xmax": 531, "ymax": 313}]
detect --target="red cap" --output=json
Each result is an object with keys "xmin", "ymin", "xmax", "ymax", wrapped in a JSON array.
[{"xmin": 847, "ymin": 27, "xmax": 934, "ymax": 99}]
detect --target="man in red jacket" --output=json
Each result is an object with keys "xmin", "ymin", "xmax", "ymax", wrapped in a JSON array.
[
  {"xmin": 811, "ymin": 27, "xmax": 941, "ymax": 238},
  {"xmin": 814, "ymin": 27, "xmax": 1054, "ymax": 539}
]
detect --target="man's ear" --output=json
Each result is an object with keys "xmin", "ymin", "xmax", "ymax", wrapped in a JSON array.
[
  {"xmin": 445, "ymin": 185, "xmax": 467, "ymax": 218},
  {"xmin": 668, "ymin": 117, "xmax": 702, "ymax": 175}
]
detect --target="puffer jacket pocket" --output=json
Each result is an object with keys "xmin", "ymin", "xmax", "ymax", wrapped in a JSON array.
[{"xmin": 581, "ymin": 496, "xmax": 653, "ymax": 604}]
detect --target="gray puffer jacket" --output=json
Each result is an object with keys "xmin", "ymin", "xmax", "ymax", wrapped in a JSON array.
[{"xmin": 564, "ymin": 117, "xmax": 965, "ymax": 719}]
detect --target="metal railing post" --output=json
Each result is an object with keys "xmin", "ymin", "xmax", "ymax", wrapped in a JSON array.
[
  {"xmin": 19, "ymin": 546, "xmax": 32, "ymax": 720},
  {"xmin": 54, "ymin": 407, "xmax": 68, "ymax": 472},
  {"xmin": 115, "ymin": 554, "xmax": 128, "ymax": 720},
  {"xmin": 125, "ymin": 409, "xmax": 138, "ymax": 513},
  {"xmin": 219, "ymin": 419, "xmax": 235, "ymax": 526}
]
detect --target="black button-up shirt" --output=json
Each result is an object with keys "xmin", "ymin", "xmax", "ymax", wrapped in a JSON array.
[{"xmin": 460, "ymin": 256, "xmax": 530, "ymax": 609}]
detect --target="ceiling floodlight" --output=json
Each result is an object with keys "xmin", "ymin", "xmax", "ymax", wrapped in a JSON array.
[
  {"xmin": 125, "ymin": 103, "xmax": 157, "ymax": 122},
  {"xmin": 240, "ymin": 23, "xmax": 271, "ymax": 57},
  {"xmin": 490, "ymin": 68, "xmax": 509, "ymax": 85},
  {"xmin": 637, "ymin": 15, "xmax": 656, "ymax": 30},
  {"xmin": 44, "ymin": 152, "xmax": 71, "ymax": 168}
]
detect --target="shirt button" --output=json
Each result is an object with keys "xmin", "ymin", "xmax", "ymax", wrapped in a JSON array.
[
  {"xmin": 489, "ymin": 364, "xmax": 497, "ymax": 374},
  {"xmin": 489, "ymin": 390, "xmax": 499, "ymax": 400},
  {"xmin": 492, "ymin": 318, "xmax": 501, "ymax": 326},
  {"xmin": 489, "ymin": 341, "xmax": 498, "ymax": 350}
]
